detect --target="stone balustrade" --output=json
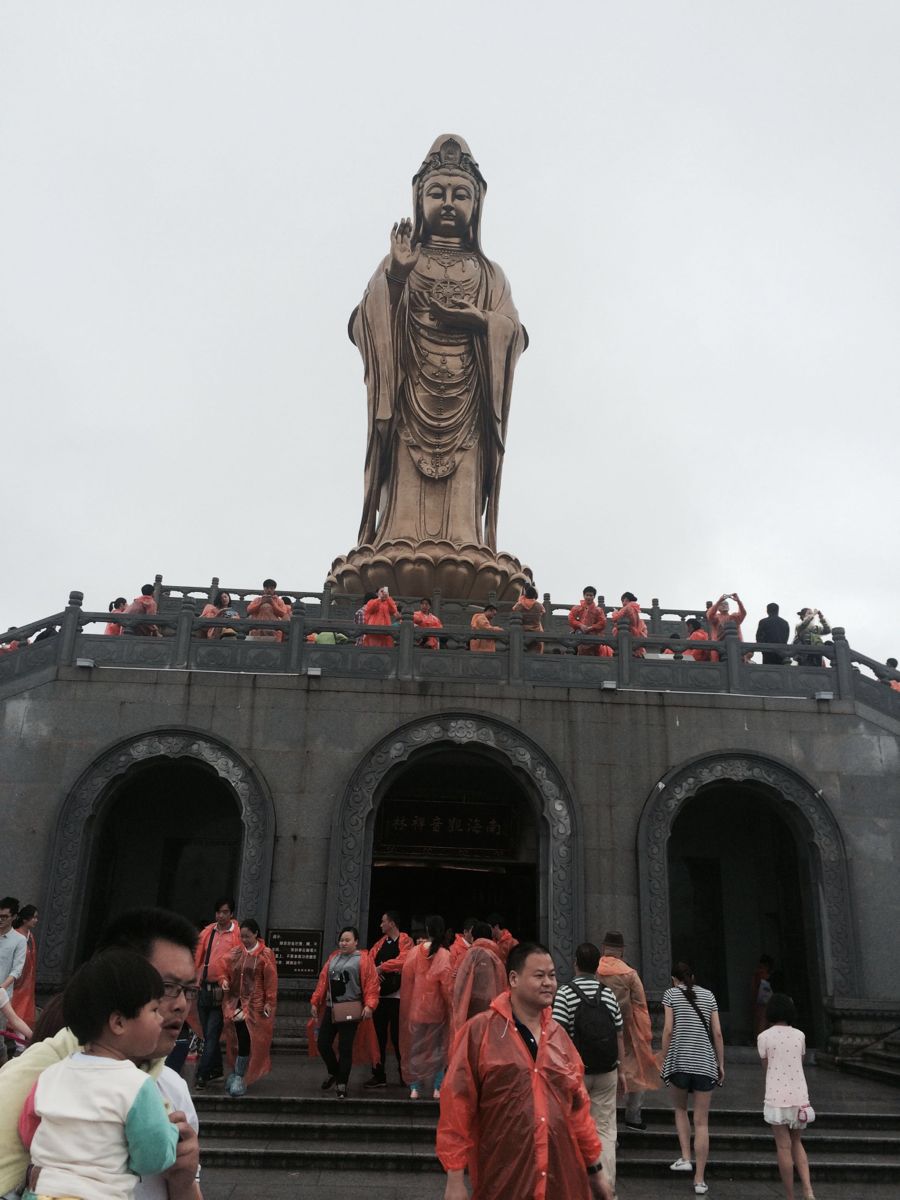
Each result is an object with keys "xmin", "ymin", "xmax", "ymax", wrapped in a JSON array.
[{"xmin": 2, "ymin": 583, "xmax": 899, "ymax": 716}]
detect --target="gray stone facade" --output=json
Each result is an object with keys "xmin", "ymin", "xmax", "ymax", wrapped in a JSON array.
[{"xmin": 2, "ymin": 632, "xmax": 899, "ymax": 1052}]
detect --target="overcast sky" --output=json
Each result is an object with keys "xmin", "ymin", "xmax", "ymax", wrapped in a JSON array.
[{"xmin": 2, "ymin": 2, "xmax": 897, "ymax": 663}]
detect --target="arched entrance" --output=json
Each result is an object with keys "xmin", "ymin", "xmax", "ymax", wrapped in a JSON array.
[
  {"xmin": 40, "ymin": 731, "xmax": 275, "ymax": 988},
  {"xmin": 325, "ymin": 714, "xmax": 582, "ymax": 972},
  {"xmin": 82, "ymin": 759, "xmax": 243, "ymax": 946},
  {"xmin": 367, "ymin": 747, "xmax": 538, "ymax": 945},
  {"xmin": 638, "ymin": 754, "xmax": 856, "ymax": 1048}
]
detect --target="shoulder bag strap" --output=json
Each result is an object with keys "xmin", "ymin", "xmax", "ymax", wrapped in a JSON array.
[
  {"xmin": 200, "ymin": 927, "xmax": 216, "ymax": 985},
  {"xmin": 682, "ymin": 990, "xmax": 715, "ymax": 1051}
]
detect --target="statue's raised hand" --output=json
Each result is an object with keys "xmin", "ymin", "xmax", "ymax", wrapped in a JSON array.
[{"xmin": 388, "ymin": 218, "xmax": 420, "ymax": 279}]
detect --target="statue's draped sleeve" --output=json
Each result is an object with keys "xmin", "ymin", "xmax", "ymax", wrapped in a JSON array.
[
  {"xmin": 350, "ymin": 254, "xmax": 526, "ymax": 551},
  {"xmin": 350, "ymin": 255, "xmax": 397, "ymax": 546}
]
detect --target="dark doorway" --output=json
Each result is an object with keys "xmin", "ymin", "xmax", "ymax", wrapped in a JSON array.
[
  {"xmin": 668, "ymin": 784, "xmax": 820, "ymax": 1045},
  {"xmin": 366, "ymin": 748, "xmax": 539, "ymax": 946},
  {"xmin": 82, "ymin": 759, "xmax": 242, "ymax": 959}
]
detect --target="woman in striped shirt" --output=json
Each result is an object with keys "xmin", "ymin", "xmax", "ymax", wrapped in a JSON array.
[{"xmin": 659, "ymin": 962, "xmax": 725, "ymax": 1196}]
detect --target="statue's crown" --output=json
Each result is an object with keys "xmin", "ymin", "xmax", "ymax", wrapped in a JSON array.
[{"xmin": 415, "ymin": 136, "xmax": 485, "ymax": 189}]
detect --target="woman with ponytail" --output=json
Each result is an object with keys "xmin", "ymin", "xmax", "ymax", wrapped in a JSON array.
[
  {"xmin": 659, "ymin": 961, "xmax": 725, "ymax": 1195},
  {"xmin": 400, "ymin": 914, "xmax": 453, "ymax": 1099}
]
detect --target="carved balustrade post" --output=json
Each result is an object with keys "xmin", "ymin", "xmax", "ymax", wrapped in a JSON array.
[
  {"xmin": 432, "ymin": 588, "xmax": 442, "ymax": 619},
  {"xmin": 59, "ymin": 591, "xmax": 84, "ymax": 666},
  {"xmin": 153, "ymin": 574, "xmax": 164, "ymax": 607},
  {"xmin": 831, "ymin": 627, "xmax": 854, "ymax": 700},
  {"xmin": 398, "ymin": 609, "xmax": 415, "ymax": 681},
  {"xmin": 508, "ymin": 613, "xmax": 524, "ymax": 684},
  {"xmin": 616, "ymin": 616, "xmax": 632, "ymax": 686},
  {"xmin": 288, "ymin": 601, "xmax": 306, "ymax": 673},
  {"xmin": 649, "ymin": 598, "xmax": 662, "ymax": 635},
  {"xmin": 723, "ymin": 622, "xmax": 741, "ymax": 692},
  {"xmin": 321, "ymin": 582, "xmax": 333, "ymax": 619},
  {"xmin": 207, "ymin": 576, "xmax": 220, "ymax": 604},
  {"xmin": 173, "ymin": 598, "xmax": 195, "ymax": 668}
]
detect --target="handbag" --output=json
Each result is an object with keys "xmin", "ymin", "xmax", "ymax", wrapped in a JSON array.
[
  {"xmin": 798, "ymin": 1103, "xmax": 816, "ymax": 1124},
  {"xmin": 331, "ymin": 1000, "xmax": 364, "ymax": 1023}
]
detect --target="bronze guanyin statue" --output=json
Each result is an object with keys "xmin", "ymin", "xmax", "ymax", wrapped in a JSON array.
[{"xmin": 327, "ymin": 135, "xmax": 532, "ymax": 602}]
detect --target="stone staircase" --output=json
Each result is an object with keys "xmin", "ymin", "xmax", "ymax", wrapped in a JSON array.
[
  {"xmin": 192, "ymin": 1094, "xmax": 900, "ymax": 1183},
  {"xmin": 830, "ymin": 1032, "xmax": 900, "ymax": 1089}
]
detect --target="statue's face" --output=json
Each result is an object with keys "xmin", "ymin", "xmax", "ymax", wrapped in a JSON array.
[{"xmin": 421, "ymin": 172, "xmax": 475, "ymax": 239}]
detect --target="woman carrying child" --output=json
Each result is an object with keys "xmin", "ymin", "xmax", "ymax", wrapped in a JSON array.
[{"xmin": 758, "ymin": 992, "xmax": 815, "ymax": 1200}]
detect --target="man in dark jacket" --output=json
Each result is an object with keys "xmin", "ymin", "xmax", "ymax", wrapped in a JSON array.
[{"xmin": 755, "ymin": 603, "xmax": 790, "ymax": 664}]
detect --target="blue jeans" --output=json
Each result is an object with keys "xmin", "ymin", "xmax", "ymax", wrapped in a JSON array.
[{"xmin": 197, "ymin": 991, "xmax": 224, "ymax": 1080}]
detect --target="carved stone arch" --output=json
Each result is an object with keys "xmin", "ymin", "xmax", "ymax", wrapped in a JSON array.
[
  {"xmin": 40, "ymin": 729, "xmax": 276, "ymax": 988},
  {"xmin": 637, "ymin": 752, "xmax": 856, "ymax": 999},
  {"xmin": 325, "ymin": 712, "xmax": 582, "ymax": 973}
]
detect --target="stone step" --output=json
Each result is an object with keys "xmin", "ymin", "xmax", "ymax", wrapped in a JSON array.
[
  {"xmin": 196, "ymin": 1142, "xmax": 900, "ymax": 1180},
  {"xmin": 836, "ymin": 1059, "xmax": 900, "ymax": 1088},
  {"xmin": 196, "ymin": 1115, "xmax": 900, "ymax": 1156},
  {"xmin": 191, "ymin": 1093, "xmax": 900, "ymax": 1131}
]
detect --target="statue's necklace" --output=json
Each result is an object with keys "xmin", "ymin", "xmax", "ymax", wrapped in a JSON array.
[{"xmin": 421, "ymin": 244, "xmax": 474, "ymax": 269}]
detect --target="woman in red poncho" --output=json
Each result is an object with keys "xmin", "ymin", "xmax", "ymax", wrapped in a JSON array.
[
  {"xmin": 400, "ymin": 914, "xmax": 453, "ymax": 1099},
  {"xmin": 10, "ymin": 904, "xmax": 38, "ymax": 1028},
  {"xmin": 512, "ymin": 585, "xmax": 545, "ymax": 654},
  {"xmin": 450, "ymin": 921, "xmax": 507, "ymax": 1039},
  {"xmin": 310, "ymin": 926, "xmax": 380, "ymax": 1099},
  {"xmin": 221, "ymin": 918, "xmax": 278, "ymax": 1097},
  {"xmin": 361, "ymin": 587, "xmax": 399, "ymax": 648},
  {"xmin": 610, "ymin": 592, "xmax": 648, "ymax": 658}
]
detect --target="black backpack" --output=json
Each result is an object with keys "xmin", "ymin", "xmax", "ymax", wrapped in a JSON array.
[{"xmin": 569, "ymin": 982, "xmax": 619, "ymax": 1073}]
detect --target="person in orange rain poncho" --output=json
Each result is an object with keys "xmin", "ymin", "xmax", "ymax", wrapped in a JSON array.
[
  {"xmin": 437, "ymin": 942, "xmax": 613, "ymax": 1200},
  {"xmin": 400, "ymin": 915, "xmax": 453, "ymax": 1100},
  {"xmin": 104, "ymin": 598, "xmax": 127, "ymax": 637},
  {"xmin": 597, "ymin": 930, "xmax": 660, "ymax": 1131},
  {"xmin": 221, "ymin": 918, "xmax": 278, "ymax": 1097},
  {"xmin": 310, "ymin": 925, "xmax": 380, "ymax": 1099},
  {"xmin": 448, "ymin": 918, "xmax": 478, "ymax": 977},
  {"xmin": 706, "ymin": 592, "xmax": 747, "ymax": 662},
  {"xmin": 450, "ymin": 921, "xmax": 506, "ymax": 1039},
  {"xmin": 361, "ymin": 587, "xmax": 400, "ymax": 648},
  {"xmin": 122, "ymin": 584, "xmax": 160, "ymax": 637},
  {"xmin": 10, "ymin": 905, "xmax": 38, "ymax": 1029},
  {"xmin": 487, "ymin": 913, "xmax": 518, "ymax": 966},
  {"xmin": 512, "ymin": 585, "xmax": 545, "ymax": 654},
  {"xmin": 246, "ymin": 579, "xmax": 290, "ymax": 642},
  {"xmin": 609, "ymin": 592, "xmax": 648, "ymax": 658},
  {"xmin": 568, "ymin": 586, "xmax": 613, "ymax": 658},
  {"xmin": 469, "ymin": 605, "xmax": 503, "ymax": 652},
  {"xmin": 413, "ymin": 597, "xmax": 443, "ymax": 650},
  {"xmin": 684, "ymin": 617, "xmax": 713, "ymax": 662}
]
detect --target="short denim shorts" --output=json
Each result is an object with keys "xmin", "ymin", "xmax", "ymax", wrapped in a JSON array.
[{"xmin": 667, "ymin": 1071, "xmax": 717, "ymax": 1093}]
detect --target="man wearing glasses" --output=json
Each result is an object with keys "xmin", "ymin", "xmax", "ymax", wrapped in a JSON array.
[{"xmin": 0, "ymin": 907, "xmax": 203, "ymax": 1200}]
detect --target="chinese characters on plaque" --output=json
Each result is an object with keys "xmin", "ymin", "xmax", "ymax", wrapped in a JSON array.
[{"xmin": 376, "ymin": 799, "xmax": 518, "ymax": 860}]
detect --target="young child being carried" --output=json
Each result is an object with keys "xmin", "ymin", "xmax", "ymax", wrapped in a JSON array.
[{"xmin": 18, "ymin": 948, "xmax": 179, "ymax": 1200}]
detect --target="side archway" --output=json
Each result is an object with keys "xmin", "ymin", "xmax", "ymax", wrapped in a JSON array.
[
  {"xmin": 40, "ymin": 730, "xmax": 275, "ymax": 988},
  {"xmin": 638, "ymin": 752, "xmax": 856, "ymax": 1000},
  {"xmin": 324, "ymin": 713, "xmax": 582, "ymax": 971}
]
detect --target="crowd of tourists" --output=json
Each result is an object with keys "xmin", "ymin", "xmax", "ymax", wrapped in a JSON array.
[
  {"xmin": 0, "ymin": 894, "xmax": 819, "ymax": 1200},
  {"xmin": 4, "ymin": 578, "xmax": 899, "ymax": 682}
]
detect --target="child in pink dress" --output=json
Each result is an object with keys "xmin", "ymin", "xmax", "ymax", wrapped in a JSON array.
[{"xmin": 757, "ymin": 992, "xmax": 814, "ymax": 1200}]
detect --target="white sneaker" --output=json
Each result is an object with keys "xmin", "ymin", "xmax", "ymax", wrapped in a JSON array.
[
  {"xmin": 670, "ymin": 1158, "xmax": 693, "ymax": 1172},
  {"xmin": 694, "ymin": 1184, "xmax": 708, "ymax": 1195}
]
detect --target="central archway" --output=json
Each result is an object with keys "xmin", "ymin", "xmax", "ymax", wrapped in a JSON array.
[{"xmin": 325, "ymin": 714, "xmax": 582, "ymax": 972}]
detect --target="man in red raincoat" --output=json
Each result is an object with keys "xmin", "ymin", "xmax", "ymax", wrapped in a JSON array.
[{"xmin": 438, "ymin": 942, "xmax": 613, "ymax": 1200}]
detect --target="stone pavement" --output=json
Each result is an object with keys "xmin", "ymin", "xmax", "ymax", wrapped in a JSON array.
[{"xmin": 195, "ymin": 1055, "xmax": 900, "ymax": 1197}]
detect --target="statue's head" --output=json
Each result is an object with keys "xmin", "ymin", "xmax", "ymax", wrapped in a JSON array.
[{"xmin": 412, "ymin": 135, "xmax": 486, "ymax": 249}]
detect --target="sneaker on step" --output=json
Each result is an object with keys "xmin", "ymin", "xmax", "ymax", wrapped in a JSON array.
[
  {"xmin": 624, "ymin": 1118, "xmax": 646, "ymax": 1130},
  {"xmin": 409, "ymin": 1088, "xmax": 420, "ymax": 1100},
  {"xmin": 694, "ymin": 1184, "xmax": 708, "ymax": 1195},
  {"xmin": 670, "ymin": 1158, "xmax": 693, "ymax": 1172},
  {"xmin": 432, "ymin": 1088, "xmax": 441, "ymax": 1100},
  {"xmin": 363, "ymin": 1075, "xmax": 387, "ymax": 1090}
]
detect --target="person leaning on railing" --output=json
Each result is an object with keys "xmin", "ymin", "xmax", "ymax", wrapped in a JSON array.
[{"xmin": 469, "ymin": 605, "xmax": 503, "ymax": 652}]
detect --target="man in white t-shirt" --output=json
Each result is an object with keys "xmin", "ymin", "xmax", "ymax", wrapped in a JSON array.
[{"xmin": 0, "ymin": 907, "xmax": 202, "ymax": 1200}]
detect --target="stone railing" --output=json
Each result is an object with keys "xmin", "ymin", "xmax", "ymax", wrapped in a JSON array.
[{"xmin": 2, "ymin": 586, "xmax": 899, "ymax": 718}]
